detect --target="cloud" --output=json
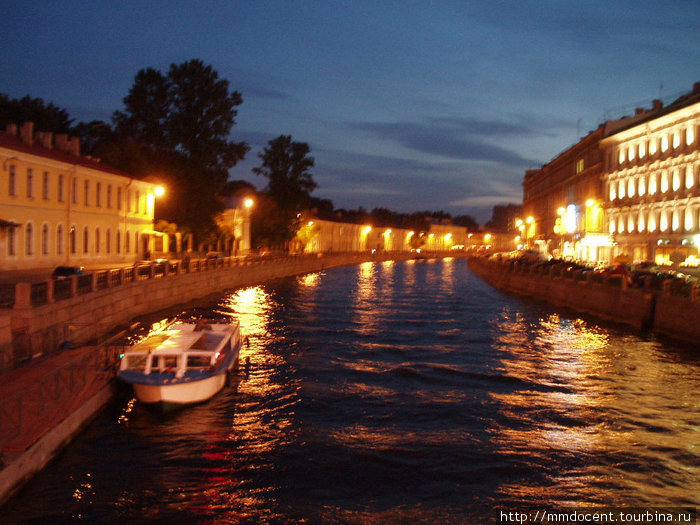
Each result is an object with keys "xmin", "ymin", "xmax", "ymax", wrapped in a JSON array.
[{"xmin": 349, "ymin": 117, "xmax": 540, "ymax": 166}]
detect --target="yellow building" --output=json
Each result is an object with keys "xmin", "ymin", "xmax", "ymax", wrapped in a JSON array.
[
  {"xmin": 0, "ymin": 122, "xmax": 162, "ymax": 271},
  {"xmin": 295, "ymin": 217, "xmax": 468, "ymax": 254},
  {"xmin": 601, "ymin": 84, "xmax": 700, "ymax": 265}
]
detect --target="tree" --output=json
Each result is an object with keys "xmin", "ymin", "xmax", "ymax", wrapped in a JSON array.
[
  {"xmin": 252, "ymin": 135, "xmax": 316, "ymax": 248},
  {"xmin": 107, "ymin": 59, "xmax": 249, "ymax": 237},
  {"xmin": 0, "ymin": 93, "xmax": 74, "ymax": 132}
]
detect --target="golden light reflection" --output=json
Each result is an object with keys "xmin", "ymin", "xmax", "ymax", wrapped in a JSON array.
[{"xmin": 298, "ymin": 272, "xmax": 321, "ymax": 288}]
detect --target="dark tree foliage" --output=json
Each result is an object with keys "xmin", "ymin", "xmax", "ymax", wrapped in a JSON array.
[
  {"xmin": 452, "ymin": 214, "xmax": 479, "ymax": 230},
  {"xmin": 252, "ymin": 135, "xmax": 317, "ymax": 248},
  {"xmin": 106, "ymin": 59, "xmax": 249, "ymax": 236},
  {"xmin": 221, "ymin": 179, "xmax": 257, "ymax": 198},
  {"xmin": 0, "ymin": 93, "xmax": 74, "ymax": 132},
  {"xmin": 309, "ymin": 197, "xmax": 335, "ymax": 219}
]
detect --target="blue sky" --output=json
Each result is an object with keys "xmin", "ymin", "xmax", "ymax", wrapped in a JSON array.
[{"xmin": 1, "ymin": 1, "xmax": 699, "ymax": 222}]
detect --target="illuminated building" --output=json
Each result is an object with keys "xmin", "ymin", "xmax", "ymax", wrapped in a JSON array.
[
  {"xmin": 601, "ymin": 83, "xmax": 700, "ymax": 265},
  {"xmin": 0, "ymin": 123, "xmax": 161, "ymax": 270}
]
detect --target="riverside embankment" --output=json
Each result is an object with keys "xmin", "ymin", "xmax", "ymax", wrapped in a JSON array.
[
  {"xmin": 0, "ymin": 250, "xmax": 463, "ymax": 505},
  {"xmin": 467, "ymin": 256, "xmax": 700, "ymax": 344}
]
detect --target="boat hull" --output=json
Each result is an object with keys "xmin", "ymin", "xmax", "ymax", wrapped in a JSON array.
[{"xmin": 133, "ymin": 371, "xmax": 230, "ymax": 406}]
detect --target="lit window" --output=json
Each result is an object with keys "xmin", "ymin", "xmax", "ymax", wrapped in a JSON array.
[
  {"xmin": 672, "ymin": 209, "xmax": 680, "ymax": 231},
  {"xmin": 650, "ymin": 139, "xmax": 658, "ymax": 155},
  {"xmin": 618, "ymin": 179, "xmax": 626, "ymax": 198},
  {"xmin": 628, "ymin": 146, "xmax": 635, "ymax": 161},
  {"xmin": 609, "ymin": 220, "xmax": 616, "ymax": 234},
  {"xmin": 648, "ymin": 212, "xmax": 656, "ymax": 232},
  {"xmin": 660, "ymin": 172, "xmax": 669, "ymax": 193},
  {"xmin": 637, "ymin": 212, "xmax": 645, "ymax": 232},
  {"xmin": 659, "ymin": 211, "xmax": 668, "ymax": 232},
  {"xmin": 649, "ymin": 173, "xmax": 657, "ymax": 195},
  {"xmin": 638, "ymin": 175, "xmax": 646, "ymax": 196},
  {"xmin": 627, "ymin": 215, "xmax": 635, "ymax": 233},
  {"xmin": 672, "ymin": 170, "xmax": 681, "ymax": 191},
  {"xmin": 617, "ymin": 216, "xmax": 625, "ymax": 234},
  {"xmin": 618, "ymin": 150, "xmax": 625, "ymax": 164},
  {"xmin": 627, "ymin": 178, "xmax": 636, "ymax": 197},
  {"xmin": 687, "ymin": 126, "xmax": 695, "ymax": 145},
  {"xmin": 576, "ymin": 159, "xmax": 585, "ymax": 173},
  {"xmin": 639, "ymin": 142, "xmax": 646, "ymax": 158},
  {"xmin": 672, "ymin": 131, "xmax": 680, "ymax": 149},
  {"xmin": 661, "ymin": 135, "xmax": 669, "ymax": 152},
  {"xmin": 609, "ymin": 183, "xmax": 616, "ymax": 201},
  {"xmin": 686, "ymin": 165, "xmax": 694, "ymax": 189},
  {"xmin": 685, "ymin": 208, "xmax": 694, "ymax": 231}
]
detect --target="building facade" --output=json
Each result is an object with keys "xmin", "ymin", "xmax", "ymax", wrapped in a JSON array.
[
  {"xmin": 0, "ymin": 123, "xmax": 162, "ymax": 271},
  {"xmin": 601, "ymin": 85, "xmax": 700, "ymax": 266},
  {"xmin": 522, "ymin": 126, "xmax": 608, "ymax": 262}
]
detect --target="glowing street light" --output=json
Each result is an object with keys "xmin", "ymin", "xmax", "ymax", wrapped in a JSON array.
[
  {"xmin": 154, "ymin": 185, "xmax": 165, "ymax": 198},
  {"xmin": 244, "ymin": 197, "xmax": 254, "ymax": 209}
]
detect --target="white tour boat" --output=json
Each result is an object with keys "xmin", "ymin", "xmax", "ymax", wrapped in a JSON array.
[{"xmin": 117, "ymin": 320, "xmax": 242, "ymax": 408}]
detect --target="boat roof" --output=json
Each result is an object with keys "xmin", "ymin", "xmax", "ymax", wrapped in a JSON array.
[{"xmin": 127, "ymin": 321, "xmax": 237, "ymax": 355}]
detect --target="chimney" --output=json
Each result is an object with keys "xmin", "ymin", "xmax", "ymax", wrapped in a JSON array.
[
  {"xmin": 37, "ymin": 131, "xmax": 54, "ymax": 149},
  {"xmin": 694, "ymin": 82, "xmax": 700, "ymax": 93},
  {"xmin": 652, "ymin": 99, "xmax": 663, "ymax": 110},
  {"xmin": 20, "ymin": 122, "xmax": 34, "ymax": 144},
  {"xmin": 68, "ymin": 136, "xmax": 80, "ymax": 156},
  {"xmin": 55, "ymin": 133, "xmax": 69, "ymax": 152},
  {"xmin": 6, "ymin": 123, "xmax": 18, "ymax": 136},
  {"xmin": 635, "ymin": 108, "xmax": 644, "ymax": 115}
]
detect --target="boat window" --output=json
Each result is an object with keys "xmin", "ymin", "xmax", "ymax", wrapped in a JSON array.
[
  {"xmin": 151, "ymin": 355, "xmax": 178, "ymax": 373},
  {"xmin": 124, "ymin": 353, "xmax": 148, "ymax": 371},
  {"xmin": 187, "ymin": 354, "xmax": 211, "ymax": 369}
]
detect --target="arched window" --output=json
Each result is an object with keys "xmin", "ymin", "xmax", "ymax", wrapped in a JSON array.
[
  {"xmin": 684, "ymin": 207, "xmax": 694, "ymax": 231},
  {"xmin": 638, "ymin": 174, "xmax": 646, "ymax": 196},
  {"xmin": 660, "ymin": 171, "xmax": 669, "ymax": 193},
  {"xmin": 8, "ymin": 225, "xmax": 16, "ymax": 256},
  {"xmin": 648, "ymin": 211, "xmax": 657, "ymax": 232},
  {"xmin": 125, "ymin": 230, "xmax": 130, "ymax": 253},
  {"xmin": 106, "ymin": 228, "xmax": 111, "ymax": 254},
  {"xmin": 70, "ymin": 226, "xmax": 77, "ymax": 254},
  {"xmin": 627, "ymin": 215, "xmax": 635, "ymax": 233},
  {"xmin": 649, "ymin": 172, "xmax": 657, "ymax": 194},
  {"xmin": 686, "ymin": 165, "xmax": 695, "ymax": 189},
  {"xmin": 95, "ymin": 228, "xmax": 101, "ymax": 254},
  {"xmin": 609, "ymin": 182, "xmax": 616, "ymax": 201},
  {"xmin": 83, "ymin": 226, "xmax": 89, "ymax": 254},
  {"xmin": 637, "ymin": 211, "xmax": 645, "ymax": 232},
  {"xmin": 41, "ymin": 223, "xmax": 49, "ymax": 255},
  {"xmin": 672, "ymin": 131, "xmax": 680, "ymax": 149},
  {"xmin": 627, "ymin": 177, "xmax": 636, "ymax": 197},
  {"xmin": 672, "ymin": 209, "xmax": 680, "ymax": 232},
  {"xmin": 618, "ymin": 179, "xmax": 626, "ymax": 198},
  {"xmin": 57, "ymin": 224, "xmax": 64, "ymax": 255},
  {"xmin": 617, "ymin": 216, "xmax": 625, "ymax": 234},
  {"xmin": 659, "ymin": 210, "xmax": 669, "ymax": 232},
  {"xmin": 687, "ymin": 126, "xmax": 695, "ymax": 146},
  {"xmin": 116, "ymin": 230, "xmax": 121, "ymax": 254},
  {"xmin": 672, "ymin": 170, "xmax": 681, "ymax": 192},
  {"xmin": 661, "ymin": 135, "xmax": 669, "ymax": 152},
  {"xmin": 25, "ymin": 223, "xmax": 34, "ymax": 256}
]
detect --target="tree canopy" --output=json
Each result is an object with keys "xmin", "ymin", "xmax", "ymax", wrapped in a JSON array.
[
  {"xmin": 252, "ymin": 135, "xmax": 317, "ymax": 248},
  {"xmin": 94, "ymin": 59, "xmax": 250, "ymax": 237},
  {"xmin": 0, "ymin": 93, "xmax": 73, "ymax": 133}
]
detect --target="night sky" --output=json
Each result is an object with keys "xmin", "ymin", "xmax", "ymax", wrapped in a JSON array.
[{"xmin": 1, "ymin": 1, "xmax": 699, "ymax": 222}]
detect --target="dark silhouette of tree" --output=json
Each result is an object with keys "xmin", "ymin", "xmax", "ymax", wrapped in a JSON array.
[
  {"xmin": 252, "ymin": 135, "xmax": 316, "ymax": 248},
  {"xmin": 452, "ymin": 214, "xmax": 479, "ymax": 230},
  {"xmin": 0, "ymin": 93, "xmax": 73, "ymax": 132},
  {"xmin": 103, "ymin": 59, "xmax": 249, "ymax": 237}
]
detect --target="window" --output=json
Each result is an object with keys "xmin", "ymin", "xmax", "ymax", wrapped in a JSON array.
[
  {"xmin": 25, "ymin": 223, "xmax": 34, "ymax": 255},
  {"xmin": 627, "ymin": 177, "xmax": 636, "ymax": 197},
  {"xmin": 9, "ymin": 165, "xmax": 16, "ymax": 195},
  {"xmin": 95, "ymin": 228, "xmax": 101, "ymax": 253},
  {"xmin": 96, "ymin": 182, "xmax": 102, "ymax": 207},
  {"xmin": 116, "ymin": 230, "xmax": 121, "ymax": 254},
  {"xmin": 650, "ymin": 139, "xmax": 658, "ymax": 155},
  {"xmin": 83, "ymin": 226, "xmax": 89, "ymax": 254},
  {"xmin": 609, "ymin": 182, "xmax": 616, "ymax": 201},
  {"xmin": 618, "ymin": 149, "xmax": 625, "ymax": 165},
  {"xmin": 126, "ymin": 189, "xmax": 131, "ymax": 212},
  {"xmin": 618, "ymin": 179, "xmax": 626, "ymax": 198},
  {"xmin": 8, "ymin": 226, "xmax": 16, "ymax": 256},
  {"xmin": 72, "ymin": 178, "xmax": 78, "ymax": 204},
  {"xmin": 70, "ymin": 226, "xmax": 77, "ymax": 254},
  {"xmin": 41, "ymin": 223, "xmax": 49, "ymax": 255},
  {"xmin": 638, "ymin": 175, "xmax": 646, "ymax": 196},
  {"xmin": 84, "ymin": 180, "xmax": 90, "ymax": 206},
  {"xmin": 687, "ymin": 126, "xmax": 695, "ymax": 146},
  {"xmin": 686, "ymin": 165, "xmax": 694, "ymax": 189},
  {"xmin": 639, "ymin": 141, "xmax": 646, "ymax": 158},
  {"xmin": 42, "ymin": 172, "xmax": 49, "ymax": 200},
  {"xmin": 685, "ymin": 208, "xmax": 694, "ymax": 231},
  {"xmin": 117, "ymin": 187, "xmax": 122, "ymax": 210},
  {"xmin": 672, "ymin": 131, "xmax": 680, "ymax": 149},
  {"xmin": 628, "ymin": 146, "xmax": 635, "ymax": 162},
  {"xmin": 27, "ymin": 169, "xmax": 34, "ymax": 198},
  {"xmin": 106, "ymin": 228, "xmax": 111, "ymax": 254},
  {"xmin": 661, "ymin": 135, "xmax": 669, "ymax": 152},
  {"xmin": 637, "ymin": 212, "xmax": 645, "ymax": 232},
  {"xmin": 672, "ymin": 170, "xmax": 681, "ymax": 192},
  {"xmin": 660, "ymin": 171, "xmax": 669, "ymax": 193},
  {"xmin": 107, "ymin": 185, "xmax": 112, "ymax": 208},
  {"xmin": 125, "ymin": 230, "xmax": 130, "ymax": 252},
  {"xmin": 576, "ymin": 159, "xmax": 584, "ymax": 174},
  {"xmin": 57, "ymin": 225, "xmax": 64, "ymax": 255},
  {"xmin": 135, "ymin": 191, "xmax": 140, "ymax": 214},
  {"xmin": 58, "ymin": 174, "xmax": 65, "ymax": 202},
  {"xmin": 649, "ymin": 173, "xmax": 657, "ymax": 194}
]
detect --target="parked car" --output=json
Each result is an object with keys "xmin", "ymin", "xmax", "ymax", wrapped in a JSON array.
[{"xmin": 51, "ymin": 266, "xmax": 86, "ymax": 280}]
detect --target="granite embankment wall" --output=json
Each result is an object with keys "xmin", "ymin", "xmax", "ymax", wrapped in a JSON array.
[
  {"xmin": 467, "ymin": 257, "xmax": 700, "ymax": 345},
  {"xmin": 0, "ymin": 252, "xmax": 455, "ymax": 372}
]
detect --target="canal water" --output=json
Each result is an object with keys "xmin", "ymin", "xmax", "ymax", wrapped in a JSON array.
[{"xmin": 3, "ymin": 258, "xmax": 698, "ymax": 524}]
